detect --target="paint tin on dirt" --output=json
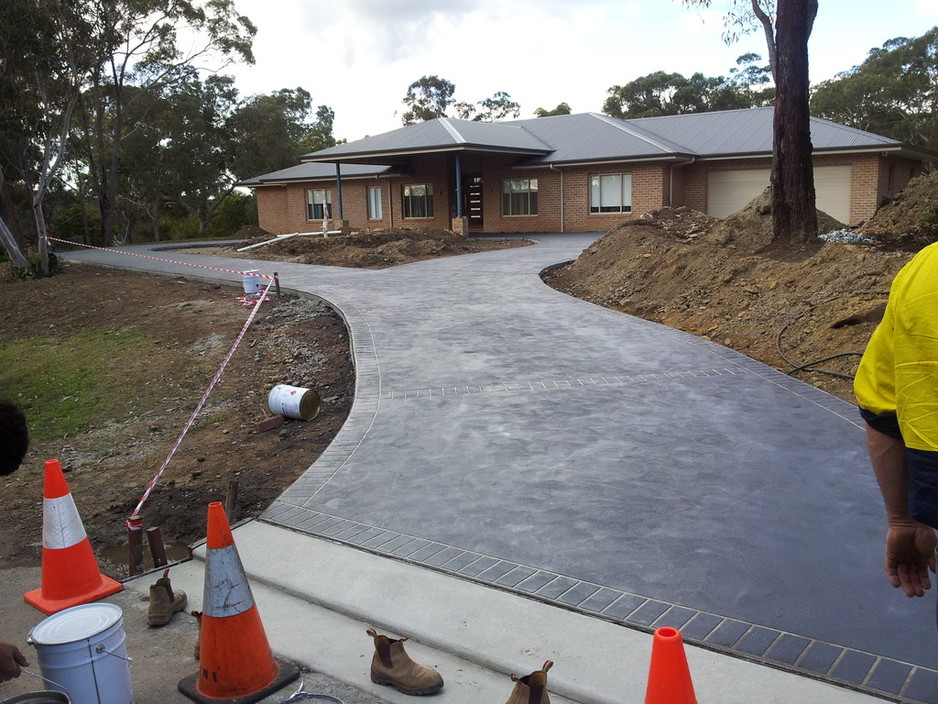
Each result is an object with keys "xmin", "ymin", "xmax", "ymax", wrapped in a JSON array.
[
  {"xmin": 242, "ymin": 270, "xmax": 261, "ymax": 294},
  {"xmin": 27, "ymin": 603, "xmax": 133, "ymax": 704},
  {"xmin": 268, "ymin": 384, "xmax": 321, "ymax": 421}
]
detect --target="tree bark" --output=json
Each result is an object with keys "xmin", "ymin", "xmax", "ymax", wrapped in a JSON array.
[{"xmin": 771, "ymin": 0, "xmax": 818, "ymax": 244}]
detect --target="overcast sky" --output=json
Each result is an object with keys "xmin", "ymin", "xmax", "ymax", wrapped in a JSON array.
[{"xmin": 224, "ymin": 0, "xmax": 938, "ymax": 142}]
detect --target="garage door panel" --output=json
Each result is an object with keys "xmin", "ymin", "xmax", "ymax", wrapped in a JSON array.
[{"xmin": 706, "ymin": 166, "xmax": 852, "ymax": 224}]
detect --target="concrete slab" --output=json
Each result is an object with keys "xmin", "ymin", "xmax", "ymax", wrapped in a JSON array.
[
  {"xmin": 122, "ymin": 521, "xmax": 886, "ymax": 704},
  {"xmin": 60, "ymin": 235, "xmax": 938, "ymax": 702}
]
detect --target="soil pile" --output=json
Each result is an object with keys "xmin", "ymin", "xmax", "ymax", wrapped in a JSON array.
[
  {"xmin": 543, "ymin": 182, "xmax": 934, "ymax": 403},
  {"xmin": 215, "ymin": 226, "xmax": 531, "ymax": 268},
  {"xmin": 860, "ymin": 172, "xmax": 938, "ymax": 250}
]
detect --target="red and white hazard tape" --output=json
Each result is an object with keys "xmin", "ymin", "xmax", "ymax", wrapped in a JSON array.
[
  {"xmin": 47, "ymin": 236, "xmax": 276, "ymax": 279},
  {"xmin": 130, "ymin": 275, "xmax": 276, "ymax": 517}
]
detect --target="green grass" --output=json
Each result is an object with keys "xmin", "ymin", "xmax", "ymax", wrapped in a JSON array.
[{"xmin": 0, "ymin": 327, "xmax": 153, "ymax": 443}]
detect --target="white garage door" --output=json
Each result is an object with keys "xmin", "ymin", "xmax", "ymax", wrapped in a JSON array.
[
  {"xmin": 707, "ymin": 165, "xmax": 852, "ymax": 223},
  {"xmin": 707, "ymin": 169, "xmax": 770, "ymax": 218}
]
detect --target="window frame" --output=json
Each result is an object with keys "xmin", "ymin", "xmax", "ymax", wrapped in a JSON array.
[
  {"xmin": 402, "ymin": 183, "xmax": 434, "ymax": 219},
  {"xmin": 589, "ymin": 173, "xmax": 632, "ymax": 214},
  {"xmin": 367, "ymin": 185, "xmax": 383, "ymax": 220},
  {"xmin": 501, "ymin": 178, "xmax": 539, "ymax": 217},
  {"xmin": 306, "ymin": 188, "xmax": 333, "ymax": 220}
]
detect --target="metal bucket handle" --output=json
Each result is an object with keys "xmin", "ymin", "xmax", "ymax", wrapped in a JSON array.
[{"xmin": 20, "ymin": 668, "xmax": 68, "ymax": 692}]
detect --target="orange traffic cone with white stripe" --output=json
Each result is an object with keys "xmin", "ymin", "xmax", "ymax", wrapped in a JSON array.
[
  {"xmin": 178, "ymin": 501, "xmax": 298, "ymax": 704},
  {"xmin": 24, "ymin": 459, "xmax": 122, "ymax": 614},
  {"xmin": 644, "ymin": 627, "xmax": 697, "ymax": 704}
]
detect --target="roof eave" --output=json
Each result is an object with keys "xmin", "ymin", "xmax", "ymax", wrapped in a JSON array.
[{"xmin": 302, "ymin": 144, "xmax": 552, "ymax": 164}]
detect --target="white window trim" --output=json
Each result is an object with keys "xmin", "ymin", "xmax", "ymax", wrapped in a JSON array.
[
  {"xmin": 306, "ymin": 188, "xmax": 333, "ymax": 221},
  {"xmin": 502, "ymin": 178, "xmax": 539, "ymax": 217},
  {"xmin": 589, "ymin": 173, "xmax": 632, "ymax": 215},
  {"xmin": 367, "ymin": 185, "xmax": 383, "ymax": 221},
  {"xmin": 402, "ymin": 183, "xmax": 434, "ymax": 219}
]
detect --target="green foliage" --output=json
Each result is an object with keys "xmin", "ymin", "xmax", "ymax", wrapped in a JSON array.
[
  {"xmin": 206, "ymin": 192, "xmax": 257, "ymax": 237},
  {"xmin": 810, "ymin": 27, "xmax": 938, "ymax": 149},
  {"xmin": 0, "ymin": 328, "xmax": 152, "ymax": 443},
  {"xmin": 535, "ymin": 103, "xmax": 572, "ymax": 117},
  {"xmin": 50, "ymin": 203, "xmax": 101, "ymax": 243},
  {"xmin": 401, "ymin": 75, "xmax": 456, "ymax": 124},
  {"xmin": 603, "ymin": 58, "xmax": 773, "ymax": 119}
]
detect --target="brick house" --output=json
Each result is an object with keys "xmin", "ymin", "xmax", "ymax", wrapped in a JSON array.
[{"xmin": 242, "ymin": 108, "xmax": 934, "ymax": 235}]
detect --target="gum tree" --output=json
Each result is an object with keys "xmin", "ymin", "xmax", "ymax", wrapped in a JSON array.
[{"xmin": 682, "ymin": 0, "xmax": 819, "ymax": 244}]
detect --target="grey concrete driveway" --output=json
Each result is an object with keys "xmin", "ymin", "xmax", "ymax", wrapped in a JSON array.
[{"xmin": 62, "ymin": 234, "xmax": 938, "ymax": 702}]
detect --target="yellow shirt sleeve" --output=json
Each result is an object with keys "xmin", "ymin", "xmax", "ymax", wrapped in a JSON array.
[{"xmin": 855, "ymin": 243, "xmax": 938, "ymax": 451}]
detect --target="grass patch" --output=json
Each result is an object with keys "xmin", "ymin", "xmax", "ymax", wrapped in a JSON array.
[{"xmin": 0, "ymin": 327, "xmax": 154, "ymax": 443}]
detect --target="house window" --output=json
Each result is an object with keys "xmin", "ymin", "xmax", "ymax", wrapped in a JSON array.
[
  {"xmin": 502, "ymin": 178, "xmax": 538, "ymax": 216},
  {"xmin": 589, "ymin": 173, "xmax": 632, "ymax": 213},
  {"xmin": 367, "ymin": 186, "xmax": 383, "ymax": 220},
  {"xmin": 403, "ymin": 184, "xmax": 433, "ymax": 218},
  {"xmin": 306, "ymin": 189, "xmax": 332, "ymax": 220}
]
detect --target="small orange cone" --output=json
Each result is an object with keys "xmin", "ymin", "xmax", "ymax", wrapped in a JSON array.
[
  {"xmin": 24, "ymin": 459, "xmax": 122, "ymax": 614},
  {"xmin": 644, "ymin": 627, "xmax": 697, "ymax": 704},
  {"xmin": 178, "ymin": 502, "xmax": 298, "ymax": 704}
]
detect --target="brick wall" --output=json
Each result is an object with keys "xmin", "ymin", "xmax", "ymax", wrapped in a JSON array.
[{"xmin": 253, "ymin": 152, "xmax": 918, "ymax": 235}]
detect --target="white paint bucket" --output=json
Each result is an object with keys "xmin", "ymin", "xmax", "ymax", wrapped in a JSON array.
[
  {"xmin": 27, "ymin": 603, "xmax": 134, "ymax": 704},
  {"xmin": 268, "ymin": 384, "xmax": 321, "ymax": 420},
  {"xmin": 242, "ymin": 270, "xmax": 261, "ymax": 294},
  {"xmin": 0, "ymin": 693, "xmax": 70, "ymax": 704}
]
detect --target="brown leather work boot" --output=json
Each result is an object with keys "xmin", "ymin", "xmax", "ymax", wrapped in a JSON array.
[
  {"xmin": 366, "ymin": 628, "xmax": 444, "ymax": 695},
  {"xmin": 504, "ymin": 660, "xmax": 553, "ymax": 704},
  {"xmin": 147, "ymin": 568, "xmax": 187, "ymax": 627}
]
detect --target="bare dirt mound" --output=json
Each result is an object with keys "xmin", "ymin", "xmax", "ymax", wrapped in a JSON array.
[
  {"xmin": 860, "ymin": 172, "xmax": 938, "ymax": 250},
  {"xmin": 213, "ymin": 226, "xmax": 531, "ymax": 268},
  {"xmin": 545, "ymin": 198, "xmax": 916, "ymax": 404}
]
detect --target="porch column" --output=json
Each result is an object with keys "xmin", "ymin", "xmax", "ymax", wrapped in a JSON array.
[
  {"xmin": 335, "ymin": 163, "xmax": 344, "ymax": 221},
  {"xmin": 455, "ymin": 153, "xmax": 464, "ymax": 218},
  {"xmin": 452, "ymin": 152, "xmax": 468, "ymax": 236}
]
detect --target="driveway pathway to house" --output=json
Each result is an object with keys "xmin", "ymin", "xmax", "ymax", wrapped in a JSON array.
[{"xmin": 62, "ymin": 234, "xmax": 938, "ymax": 702}]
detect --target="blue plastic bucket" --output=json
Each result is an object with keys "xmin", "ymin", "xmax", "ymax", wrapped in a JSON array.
[{"xmin": 27, "ymin": 603, "xmax": 134, "ymax": 704}]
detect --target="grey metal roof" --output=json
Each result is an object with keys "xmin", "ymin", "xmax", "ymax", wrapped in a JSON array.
[
  {"xmin": 622, "ymin": 106, "xmax": 904, "ymax": 157},
  {"xmin": 303, "ymin": 117, "xmax": 553, "ymax": 164},
  {"xmin": 246, "ymin": 109, "xmax": 930, "ymax": 185},
  {"xmin": 239, "ymin": 161, "xmax": 392, "ymax": 186}
]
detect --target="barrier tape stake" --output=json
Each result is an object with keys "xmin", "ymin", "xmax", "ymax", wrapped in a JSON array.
[
  {"xmin": 147, "ymin": 526, "xmax": 168, "ymax": 568},
  {"xmin": 126, "ymin": 515, "xmax": 145, "ymax": 576}
]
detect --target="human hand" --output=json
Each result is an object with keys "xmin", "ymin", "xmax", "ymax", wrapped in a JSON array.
[
  {"xmin": 0, "ymin": 640, "xmax": 29, "ymax": 682},
  {"xmin": 885, "ymin": 522, "xmax": 938, "ymax": 597}
]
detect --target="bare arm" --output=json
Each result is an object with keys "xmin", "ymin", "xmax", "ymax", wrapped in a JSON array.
[{"xmin": 866, "ymin": 425, "xmax": 937, "ymax": 597}]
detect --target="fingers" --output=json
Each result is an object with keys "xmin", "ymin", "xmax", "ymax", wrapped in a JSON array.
[{"xmin": 13, "ymin": 646, "xmax": 29, "ymax": 667}]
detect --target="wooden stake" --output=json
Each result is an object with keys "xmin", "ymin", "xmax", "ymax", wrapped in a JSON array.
[
  {"xmin": 147, "ymin": 526, "xmax": 168, "ymax": 568},
  {"xmin": 225, "ymin": 479, "xmax": 239, "ymax": 523},
  {"xmin": 126, "ymin": 515, "xmax": 144, "ymax": 577}
]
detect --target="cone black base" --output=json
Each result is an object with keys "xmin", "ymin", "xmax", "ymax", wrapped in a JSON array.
[{"xmin": 178, "ymin": 658, "xmax": 299, "ymax": 704}]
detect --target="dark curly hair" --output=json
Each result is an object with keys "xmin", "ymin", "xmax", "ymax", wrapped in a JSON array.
[{"xmin": 0, "ymin": 399, "xmax": 28, "ymax": 476}]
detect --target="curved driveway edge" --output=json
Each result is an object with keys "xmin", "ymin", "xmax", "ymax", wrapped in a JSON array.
[{"xmin": 62, "ymin": 236, "xmax": 938, "ymax": 703}]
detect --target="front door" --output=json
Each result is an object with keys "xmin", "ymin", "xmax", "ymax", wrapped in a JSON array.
[{"xmin": 466, "ymin": 176, "xmax": 484, "ymax": 230}]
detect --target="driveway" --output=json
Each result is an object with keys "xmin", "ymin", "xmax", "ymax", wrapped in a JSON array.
[{"xmin": 62, "ymin": 234, "xmax": 938, "ymax": 702}]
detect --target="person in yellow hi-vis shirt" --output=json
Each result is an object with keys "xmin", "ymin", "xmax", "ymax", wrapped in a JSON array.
[{"xmin": 856, "ymin": 242, "xmax": 938, "ymax": 600}]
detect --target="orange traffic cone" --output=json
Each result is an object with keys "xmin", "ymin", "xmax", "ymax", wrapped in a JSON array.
[
  {"xmin": 644, "ymin": 627, "xmax": 697, "ymax": 704},
  {"xmin": 24, "ymin": 459, "xmax": 122, "ymax": 614},
  {"xmin": 178, "ymin": 502, "xmax": 298, "ymax": 704}
]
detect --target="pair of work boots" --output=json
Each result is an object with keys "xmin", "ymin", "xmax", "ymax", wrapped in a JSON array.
[
  {"xmin": 147, "ymin": 569, "xmax": 188, "ymax": 627},
  {"xmin": 367, "ymin": 628, "xmax": 552, "ymax": 702}
]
